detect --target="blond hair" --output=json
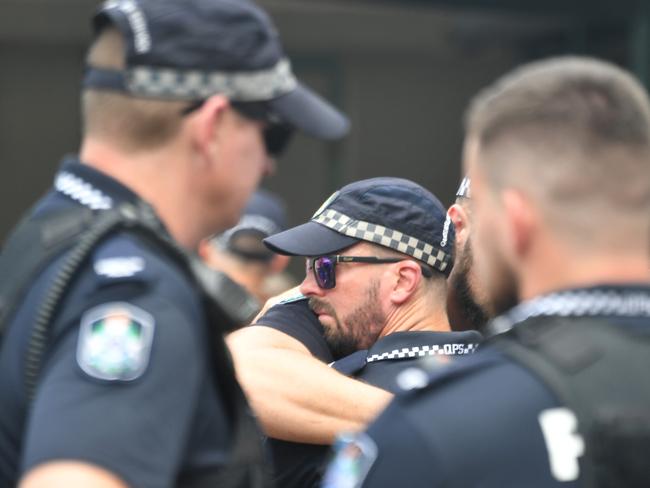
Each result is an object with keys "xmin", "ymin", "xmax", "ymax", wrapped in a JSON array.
[
  {"xmin": 465, "ymin": 57, "xmax": 650, "ymax": 246},
  {"xmin": 81, "ymin": 28, "xmax": 187, "ymax": 151}
]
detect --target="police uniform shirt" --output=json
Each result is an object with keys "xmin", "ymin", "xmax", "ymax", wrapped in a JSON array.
[
  {"xmin": 253, "ymin": 296, "xmax": 334, "ymax": 362},
  {"xmin": 323, "ymin": 285, "xmax": 650, "ymax": 488},
  {"xmin": 0, "ymin": 157, "xmax": 234, "ymax": 487},
  {"xmin": 332, "ymin": 330, "xmax": 481, "ymax": 393},
  {"xmin": 255, "ymin": 298, "xmax": 481, "ymax": 488}
]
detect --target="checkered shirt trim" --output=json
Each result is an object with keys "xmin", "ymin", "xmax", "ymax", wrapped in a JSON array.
[
  {"xmin": 55, "ymin": 171, "xmax": 113, "ymax": 210},
  {"xmin": 312, "ymin": 209, "xmax": 452, "ymax": 273},
  {"xmin": 488, "ymin": 289, "xmax": 650, "ymax": 336},
  {"xmin": 126, "ymin": 58, "xmax": 297, "ymax": 101},
  {"xmin": 366, "ymin": 343, "xmax": 478, "ymax": 363}
]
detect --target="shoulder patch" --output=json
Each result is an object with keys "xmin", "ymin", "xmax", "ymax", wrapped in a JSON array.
[
  {"xmin": 322, "ymin": 432, "xmax": 378, "ymax": 488},
  {"xmin": 76, "ymin": 302, "xmax": 154, "ymax": 382},
  {"xmin": 94, "ymin": 256, "xmax": 145, "ymax": 278}
]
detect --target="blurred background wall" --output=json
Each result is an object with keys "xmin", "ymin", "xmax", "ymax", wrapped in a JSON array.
[{"xmin": 0, "ymin": 0, "xmax": 647, "ymax": 274}]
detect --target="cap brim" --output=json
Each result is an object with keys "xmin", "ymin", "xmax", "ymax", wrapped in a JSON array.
[
  {"xmin": 268, "ymin": 83, "xmax": 350, "ymax": 140},
  {"xmin": 264, "ymin": 221, "xmax": 358, "ymax": 256}
]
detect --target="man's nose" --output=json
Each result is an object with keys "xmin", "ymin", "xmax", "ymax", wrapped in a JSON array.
[{"xmin": 299, "ymin": 268, "xmax": 325, "ymax": 297}]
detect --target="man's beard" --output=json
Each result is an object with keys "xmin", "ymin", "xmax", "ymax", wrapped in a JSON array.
[
  {"xmin": 308, "ymin": 280, "xmax": 385, "ymax": 359},
  {"xmin": 483, "ymin": 245, "xmax": 519, "ymax": 319},
  {"xmin": 449, "ymin": 240, "xmax": 489, "ymax": 331}
]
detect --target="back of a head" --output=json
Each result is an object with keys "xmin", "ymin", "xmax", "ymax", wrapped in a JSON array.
[
  {"xmin": 212, "ymin": 189, "xmax": 288, "ymax": 263},
  {"xmin": 83, "ymin": 27, "xmax": 186, "ymax": 151},
  {"xmin": 465, "ymin": 56, "xmax": 650, "ymax": 250}
]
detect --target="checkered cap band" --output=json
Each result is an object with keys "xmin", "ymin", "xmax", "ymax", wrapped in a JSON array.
[
  {"xmin": 312, "ymin": 208, "xmax": 452, "ymax": 273},
  {"xmin": 366, "ymin": 343, "xmax": 478, "ymax": 363},
  {"xmin": 126, "ymin": 58, "xmax": 297, "ymax": 101}
]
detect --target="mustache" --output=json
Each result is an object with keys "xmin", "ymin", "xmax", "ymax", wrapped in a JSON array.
[{"xmin": 308, "ymin": 297, "xmax": 336, "ymax": 316}]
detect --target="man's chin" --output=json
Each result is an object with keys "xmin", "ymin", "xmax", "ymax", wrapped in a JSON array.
[
  {"xmin": 488, "ymin": 288, "xmax": 520, "ymax": 317},
  {"xmin": 317, "ymin": 313, "xmax": 336, "ymax": 328}
]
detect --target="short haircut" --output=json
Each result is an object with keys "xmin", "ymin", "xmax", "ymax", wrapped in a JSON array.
[
  {"xmin": 366, "ymin": 243, "xmax": 447, "ymax": 303},
  {"xmin": 81, "ymin": 28, "xmax": 187, "ymax": 151},
  {"xmin": 465, "ymin": 57, "xmax": 650, "ymax": 244}
]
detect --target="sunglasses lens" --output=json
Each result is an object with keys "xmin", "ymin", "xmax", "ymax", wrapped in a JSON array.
[
  {"xmin": 231, "ymin": 102, "xmax": 293, "ymax": 157},
  {"xmin": 264, "ymin": 125, "xmax": 293, "ymax": 157},
  {"xmin": 314, "ymin": 256, "xmax": 335, "ymax": 289}
]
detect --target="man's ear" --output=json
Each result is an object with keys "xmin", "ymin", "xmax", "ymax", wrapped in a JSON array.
[
  {"xmin": 389, "ymin": 261, "xmax": 421, "ymax": 305},
  {"xmin": 448, "ymin": 203, "xmax": 470, "ymax": 248},
  {"xmin": 269, "ymin": 254, "xmax": 290, "ymax": 274},
  {"xmin": 188, "ymin": 95, "xmax": 230, "ymax": 163},
  {"xmin": 501, "ymin": 189, "xmax": 535, "ymax": 258}
]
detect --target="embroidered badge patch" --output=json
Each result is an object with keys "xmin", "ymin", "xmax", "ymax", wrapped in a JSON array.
[
  {"xmin": 76, "ymin": 302, "xmax": 154, "ymax": 381},
  {"xmin": 322, "ymin": 432, "xmax": 378, "ymax": 488}
]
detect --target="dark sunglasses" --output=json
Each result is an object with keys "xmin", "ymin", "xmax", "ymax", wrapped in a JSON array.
[
  {"xmin": 306, "ymin": 255, "xmax": 433, "ymax": 290},
  {"xmin": 181, "ymin": 100, "xmax": 293, "ymax": 157}
]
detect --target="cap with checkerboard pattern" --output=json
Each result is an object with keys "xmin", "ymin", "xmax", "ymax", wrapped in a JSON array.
[
  {"xmin": 83, "ymin": 0, "xmax": 349, "ymax": 140},
  {"xmin": 264, "ymin": 177, "xmax": 455, "ymax": 276}
]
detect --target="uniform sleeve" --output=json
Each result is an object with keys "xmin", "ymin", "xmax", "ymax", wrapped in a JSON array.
[
  {"xmin": 254, "ymin": 299, "xmax": 333, "ymax": 362},
  {"xmin": 20, "ymin": 247, "xmax": 214, "ymax": 488}
]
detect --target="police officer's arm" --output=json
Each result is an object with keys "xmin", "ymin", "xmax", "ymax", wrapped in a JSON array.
[
  {"xmin": 20, "ymin": 462, "xmax": 127, "ymax": 488},
  {"xmin": 18, "ymin": 246, "xmax": 212, "ymax": 487},
  {"xmin": 227, "ymin": 325, "xmax": 392, "ymax": 444}
]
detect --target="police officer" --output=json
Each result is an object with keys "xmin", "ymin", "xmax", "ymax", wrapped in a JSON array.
[
  {"xmin": 199, "ymin": 189, "xmax": 294, "ymax": 306},
  {"xmin": 237, "ymin": 178, "xmax": 482, "ymax": 487},
  {"xmin": 0, "ymin": 0, "xmax": 348, "ymax": 486},
  {"xmin": 446, "ymin": 177, "xmax": 490, "ymax": 331},
  {"xmin": 323, "ymin": 57, "xmax": 650, "ymax": 487}
]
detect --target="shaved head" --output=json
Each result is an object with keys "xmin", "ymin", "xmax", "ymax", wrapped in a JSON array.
[{"xmin": 465, "ymin": 57, "xmax": 650, "ymax": 252}]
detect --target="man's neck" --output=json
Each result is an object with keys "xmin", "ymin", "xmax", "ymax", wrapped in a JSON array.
[
  {"xmin": 520, "ymin": 252, "xmax": 650, "ymax": 301},
  {"xmin": 79, "ymin": 138, "xmax": 201, "ymax": 249},
  {"xmin": 379, "ymin": 301, "xmax": 451, "ymax": 339}
]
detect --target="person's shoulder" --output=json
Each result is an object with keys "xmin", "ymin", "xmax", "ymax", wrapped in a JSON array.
[
  {"xmin": 393, "ymin": 344, "xmax": 553, "ymax": 409},
  {"xmin": 90, "ymin": 230, "xmax": 197, "ymax": 301},
  {"xmin": 53, "ymin": 229, "xmax": 206, "ymax": 341},
  {"xmin": 331, "ymin": 347, "xmax": 567, "ymax": 487},
  {"xmin": 377, "ymin": 344, "xmax": 562, "ymax": 452}
]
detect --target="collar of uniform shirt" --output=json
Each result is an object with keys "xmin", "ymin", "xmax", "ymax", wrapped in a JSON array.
[
  {"xmin": 364, "ymin": 330, "xmax": 482, "ymax": 363},
  {"xmin": 487, "ymin": 284, "xmax": 650, "ymax": 337}
]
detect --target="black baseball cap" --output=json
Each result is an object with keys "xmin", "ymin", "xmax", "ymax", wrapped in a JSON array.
[
  {"xmin": 264, "ymin": 177, "xmax": 455, "ymax": 276},
  {"xmin": 84, "ymin": 0, "xmax": 349, "ymax": 140},
  {"xmin": 213, "ymin": 189, "xmax": 288, "ymax": 261}
]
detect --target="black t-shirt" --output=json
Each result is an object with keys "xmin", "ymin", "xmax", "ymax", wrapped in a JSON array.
[
  {"xmin": 0, "ymin": 158, "xmax": 242, "ymax": 487},
  {"xmin": 254, "ymin": 296, "xmax": 333, "ymax": 363}
]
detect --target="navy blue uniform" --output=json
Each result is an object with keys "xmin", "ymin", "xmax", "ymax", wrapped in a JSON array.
[
  {"xmin": 323, "ymin": 285, "xmax": 650, "ymax": 488},
  {"xmin": 0, "ymin": 158, "xmax": 237, "ymax": 487},
  {"xmin": 333, "ymin": 330, "xmax": 481, "ymax": 393},
  {"xmin": 254, "ymin": 300, "xmax": 481, "ymax": 488}
]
